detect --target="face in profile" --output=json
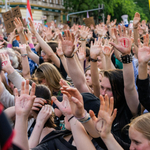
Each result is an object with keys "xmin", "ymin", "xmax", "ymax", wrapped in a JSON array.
[{"xmin": 129, "ymin": 126, "xmax": 150, "ymax": 150}]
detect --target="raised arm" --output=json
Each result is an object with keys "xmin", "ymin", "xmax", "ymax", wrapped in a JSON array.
[
  {"xmin": 133, "ymin": 12, "xmax": 141, "ymax": 47},
  {"xmin": 102, "ymin": 39, "xmax": 115, "ymax": 70},
  {"xmin": 110, "ymin": 26, "xmax": 139, "ymax": 116},
  {"xmin": 28, "ymin": 18, "xmax": 60, "ymax": 68},
  {"xmin": 13, "ymin": 80, "xmax": 36, "ymax": 150},
  {"xmin": 90, "ymin": 38, "xmax": 101, "ymax": 97},
  {"xmin": 29, "ymin": 105, "xmax": 52, "ymax": 148},
  {"xmin": 14, "ymin": 17, "xmax": 26, "ymax": 44},
  {"xmin": 59, "ymin": 30, "xmax": 90, "ymax": 93},
  {"xmin": 52, "ymin": 91, "xmax": 96, "ymax": 150},
  {"xmin": 18, "ymin": 44, "xmax": 31, "ymax": 79},
  {"xmin": 137, "ymin": 33, "xmax": 150, "ymax": 111}
]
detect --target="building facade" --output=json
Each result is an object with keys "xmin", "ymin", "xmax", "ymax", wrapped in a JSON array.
[{"xmin": 0, "ymin": 0, "xmax": 68, "ymax": 25}]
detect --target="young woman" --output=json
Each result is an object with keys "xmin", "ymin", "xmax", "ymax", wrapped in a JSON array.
[{"xmin": 34, "ymin": 62, "xmax": 62, "ymax": 96}]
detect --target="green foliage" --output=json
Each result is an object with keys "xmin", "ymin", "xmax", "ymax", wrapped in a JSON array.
[{"xmin": 64, "ymin": 0, "xmax": 149, "ymax": 23}]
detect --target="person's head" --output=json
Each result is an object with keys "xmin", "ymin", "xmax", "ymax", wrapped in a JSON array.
[
  {"xmin": 85, "ymin": 68, "xmax": 92, "ymax": 87},
  {"xmin": 100, "ymin": 69, "xmax": 125, "ymax": 108},
  {"xmin": 40, "ymin": 41, "xmax": 58, "ymax": 62},
  {"xmin": 129, "ymin": 113, "xmax": 150, "ymax": 150},
  {"xmin": 32, "ymin": 84, "xmax": 56, "ymax": 128},
  {"xmin": 34, "ymin": 63, "xmax": 62, "ymax": 94}
]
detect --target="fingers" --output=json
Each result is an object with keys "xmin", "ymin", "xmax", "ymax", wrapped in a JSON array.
[
  {"xmin": 59, "ymin": 78, "xmax": 69, "ymax": 87},
  {"xmin": 21, "ymin": 81, "xmax": 25, "ymax": 95},
  {"xmin": 25, "ymin": 80, "xmax": 29, "ymax": 95},
  {"xmin": 71, "ymin": 96, "xmax": 83, "ymax": 108},
  {"xmin": 34, "ymin": 98, "xmax": 47, "ymax": 105},
  {"xmin": 51, "ymin": 96, "xmax": 61, "ymax": 107},
  {"xmin": 30, "ymin": 82, "xmax": 36, "ymax": 96},
  {"xmin": 89, "ymin": 110, "xmax": 97, "ymax": 122},
  {"xmin": 14, "ymin": 88, "xmax": 19, "ymax": 98}
]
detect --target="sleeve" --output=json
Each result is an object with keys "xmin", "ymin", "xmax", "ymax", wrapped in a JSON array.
[
  {"xmin": 136, "ymin": 77, "xmax": 150, "ymax": 112},
  {"xmin": 7, "ymin": 71, "xmax": 26, "ymax": 92},
  {"xmin": 12, "ymin": 40, "xmax": 19, "ymax": 47},
  {"xmin": 0, "ymin": 83, "xmax": 15, "ymax": 108},
  {"xmin": 58, "ymin": 59, "xmax": 67, "ymax": 79}
]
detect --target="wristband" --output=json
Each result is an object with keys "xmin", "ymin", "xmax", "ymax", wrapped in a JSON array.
[
  {"xmin": 21, "ymin": 54, "xmax": 28, "ymax": 57},
  {"xmin": 68, "ymin": 116, "xmax": 74, "ymax": 122},
  {"xmin": 79, "ymin": 38, "xmax": 86, "ymax": 41},
  {"xmin": 90, "ymin": 57, "xmax": 98, "ymax": 62},
  {"xmin": 64, "ymin": 54, "xmax": 74, "ymax": 58},
  {"xmin": 120, "ymin": 53, "xmax": 133, "ymax": 64},
  {"xmin": 78, "ymin": 113, "xmax": 91, "ymax": 123},
  {"xmin": 75, "ymin": 110, "xmax": 87, "ymax": 120}
]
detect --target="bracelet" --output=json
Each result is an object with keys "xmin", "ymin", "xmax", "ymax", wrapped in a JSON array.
[
  {"xmin": 75, "ymin": 110, "xmax": 87, "ymax": 120},
  {"xmin": 90, "ymin": 57, "xmax": 98, "ymax": 62},
  {"xmin": 64, "ymin": 54, "xmax": 74, "ymax": 58},
  {"xmin": 79, "ymin": 38, "xmax": 86, "ymax": 41},
  {"xmin": 78, "ymin": 113, "xmax": 91, "ymax": 124},
  {"xmin": 68, "ymin": 116, "xmax": 74, "ymax": 122},
  {"xmin": 21, "ymin": 54, "xmax": 28, "ymax": 57},
  {"xmin": 120, "ymin": 53, "xmax": 133, "ymax": 64}
]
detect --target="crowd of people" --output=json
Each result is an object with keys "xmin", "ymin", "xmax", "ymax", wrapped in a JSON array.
[{"xmin": 0, "ymin": 11, "xmax": 150, "ymax": 150}]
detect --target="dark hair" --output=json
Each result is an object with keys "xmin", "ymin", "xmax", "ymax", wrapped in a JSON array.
[
  {"xmin": 34, "ymin": 84, "xmax": 56, "ymax": 128},
  {"xmin": 103, "ymin": 69, "xmax": 125, "ymax": 108},
  {"xmin": 47, "ymin": 41, "xmax": 58, "ymax": 53}
]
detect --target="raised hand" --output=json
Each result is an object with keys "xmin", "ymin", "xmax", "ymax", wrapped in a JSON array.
[
  {"xmin": 56, "ymin": 40, "xmax": 64, "ymax": 57},
  {"xmin": 36, "ymin": 105, "xmax": 53, "ymax": 126},
  {"xmin": 106, "ymin": 15, "xmax": 111, "ymax": 25},
  {"xmin": 14, "ymin": 80, "xmax": 36, "ymax": 117},
  {"xmin": 90, "ymin": 38, "xmax": 102, "ymax": 58},
  {"xmin": 59, "ymin": 30, "xmax": 75, "ymax": 57},
  {"xmin": 9, "ymin": 28, "xmax": 17, "ymax": 42},
  {"xmin": 78, "ymin": 46, "xmax": 86, "ymax": 61},
  {"xmin": 0, "ymin": 53, "xmax": 13, "ymax": 73},
  {"xmin": 109, "ymin": 26, "xmax": 132, "ymax": 55},
  {"xmin": 138, "ymin": 34, "xmax": 150, "ymax": 64},
  {"xmin": 14, "ymin": 17, "xmax": 24, "ymax": 34},
  {"xmin": 89, "ymin": 94, "xmax": 117, "ymax": 139},
  {"xmin": 28, "ymin": 18, "xmax": 37, "ymax": 35},
  {"xmin": 133, "ymin": 12, "xmax": 141, "ymax": 29},
  {"xmin": 74, "ymin": 38, "xmax": 81, "ymax": 53},
  {"xmin": 96, "ymin": 24, "xmax": 107, "ymax": 37},
  {"xmin": 61, "ymin": 86, "xmax": 85, "ymax": 119},
  {"xmin": 46, "ymin": 28, "xmax": 54, "ymax": 41},
  {"xmin": 52, "ymin": 94, "xmax": 72, "ymax": 117},
  {"xmin": 79, "ymin": 26, "xmax": 90, "ymax": 39},
  {"xmin": 24, "ymin": 29, "xmax": 32, "ymax": 41},
  {"xmin": 102, "ymin": 41, "xmax": 113, "ymax": 57}
]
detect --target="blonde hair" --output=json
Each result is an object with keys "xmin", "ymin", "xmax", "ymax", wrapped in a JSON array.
[
  {"xmin": 130, "ymin": 113, "xmax": 150, "ymax": 140},
  {"xmin": 34, "ymin": 63, "xmax": 62, "ymax": 94}
]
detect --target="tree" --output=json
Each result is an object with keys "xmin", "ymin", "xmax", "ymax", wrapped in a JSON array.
[{"xmin": 64, "ymin": 0, "xmax": 148, "ymax": 23}]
